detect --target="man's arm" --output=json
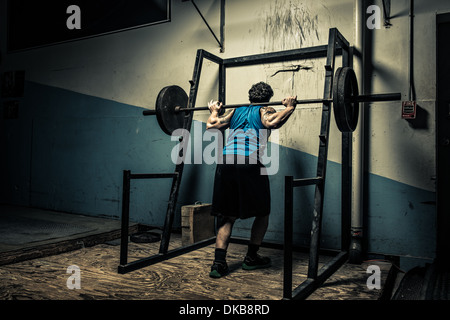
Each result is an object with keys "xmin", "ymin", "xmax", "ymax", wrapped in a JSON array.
[
  {"xmin": 260, "ymin": 96, "xmax": 297, "ymax": 129},
  {"xmin": 206, "ymin": 100, "xmax": 235, "ymax": 130}
]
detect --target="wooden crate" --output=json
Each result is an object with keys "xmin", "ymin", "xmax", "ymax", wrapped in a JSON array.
[{"xmin": 181, "ymin": 203, "xmax": 215, "ymax": 246}]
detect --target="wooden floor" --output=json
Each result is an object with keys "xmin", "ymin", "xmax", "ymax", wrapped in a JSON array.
[{"xmin": 0, "ymin": 233, "xmax": 392, "ymax": 300}]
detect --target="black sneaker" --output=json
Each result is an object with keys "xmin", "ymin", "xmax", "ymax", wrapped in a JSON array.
[
  {"xmin": 242, "ymin": 254, "xmax": 271, "ymax": 270},
  {"xmin": 209, "ymin": 261, "xmax": 229, "ymax": 278}
]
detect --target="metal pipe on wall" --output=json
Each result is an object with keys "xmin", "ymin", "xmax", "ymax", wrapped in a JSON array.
[
  {"xmin": 349, "ymin": 0, "xmax": 365, "ymax": 263},
  {"xmin": 409, "ymin": 0, "xmax": 415, "ymax": 101}
]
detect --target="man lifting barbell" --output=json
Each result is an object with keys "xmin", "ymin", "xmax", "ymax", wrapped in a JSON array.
[
  {"xmin": 206, "ymin": 81, "xmax": 298, "ymax": 278},
  {"xmin": 140, "ymin": 67, "xmax": 399, "ymax": 278}
]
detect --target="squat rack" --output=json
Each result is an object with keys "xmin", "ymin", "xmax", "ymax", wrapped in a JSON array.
[
  {"xmin": 118, "ymin": 28, "xmax": 353, "ymax": 300},
  {"xmin": 283, "ymin": 28, "xmax": 351, "ymax": 300}
]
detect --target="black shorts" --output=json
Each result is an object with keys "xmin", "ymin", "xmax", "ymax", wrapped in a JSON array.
[{"xmin": 211, "ymin": 156, "xmax": 271, "ymax": 219}]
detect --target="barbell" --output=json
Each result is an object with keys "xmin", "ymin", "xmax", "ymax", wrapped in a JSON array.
[{"xmin": 143, "ymin": 67, "xmax": 401, "ymax": 135}]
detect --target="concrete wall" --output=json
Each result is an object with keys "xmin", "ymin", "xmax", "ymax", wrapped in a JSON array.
[{"xmin": 1, "ymin": 0, "xmax": 447, "ymax": 267}]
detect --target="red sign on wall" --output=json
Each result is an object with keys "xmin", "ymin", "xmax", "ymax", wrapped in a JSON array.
[{"xmin": 402, "ymin": 101, "xmax": 417, "ymax": 119}]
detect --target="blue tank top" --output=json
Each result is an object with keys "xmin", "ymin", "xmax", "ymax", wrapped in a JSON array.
[{"xmin": 223, "ymin": 105, "xmax": 269, "ymax": 160}]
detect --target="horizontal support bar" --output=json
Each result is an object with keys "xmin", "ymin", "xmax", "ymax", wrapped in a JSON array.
[
  {"xmin": 286, "ymin": 278, "xmax": 314, "ymax": 301},
  {"xmin": 118, "ymin": 236, "xmax": 216, "ymax": 274},
  {"xmin": 143, "ymin": 110, "xmax": 157, "ymax": 116},
  {"xmin": 355, "ymin": 92, "xmax": 402, "ymax": 103},
  {"xmin": 230, "ymin": 236, "xmax": 340, "ymax": 257},
  {"xmin": 290, "ymin": 251, "xmax": 348, "ymax": 300},
  {"xmin": 129, "ymin": 173, "xmax": 178, "ymax": 180},
  {"xmin": 223, "ymin": 45, "xmax": 334, "ymax": 67},
  {"xmin": 317, "ymin": 251, "xmax": 348, "ymax": 282},
  {"xmin": 293, "ymin": 177, "xmax": 323, "ymax": 187}
]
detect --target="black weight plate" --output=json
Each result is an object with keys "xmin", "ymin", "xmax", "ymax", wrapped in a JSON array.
[
  {"xmin": 333, "ymin": 67, "xmax": 346, "ymax": 131},
  {"xmin": 156, "ymin": 85, "xmax": 188, "ymax": 135},
  {"xmin": 345, "ymin": 67, "xmax": 359, "ymax": 132},
  {"xmin": 333, "ymin": 67, "xmax": 359, "ymax": 132}
]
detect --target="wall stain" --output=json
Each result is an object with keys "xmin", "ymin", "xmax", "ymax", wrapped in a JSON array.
[{"xmin": 263, "ymin": 0, "xmax": 320, "ymax": 52}]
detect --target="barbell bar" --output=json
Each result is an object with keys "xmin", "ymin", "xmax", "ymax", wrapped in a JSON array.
[
  {"xmin": 173, "ymin": 93, "xmax": 401, "ymax": 113},
  {"xmin": 143, "ymin": 67, "xmax": 402, "ymax": 134},
  {"xmin": 142, "ymin": 93, "xmax": 400, "ymax": 114}
]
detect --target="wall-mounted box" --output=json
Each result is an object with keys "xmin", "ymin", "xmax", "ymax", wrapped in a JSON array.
[{"xmin": 402, "ymin": 101, "xmax": 417, "ymax": 119}]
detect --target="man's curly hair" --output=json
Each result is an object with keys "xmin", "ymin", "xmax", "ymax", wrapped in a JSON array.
[{"xmin": 248, "ymin": 82, "xmax": 274, "ymax": 103}]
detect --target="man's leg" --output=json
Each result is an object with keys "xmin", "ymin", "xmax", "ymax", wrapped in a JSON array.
[
  {"xmin": 210, "ymin": 216, "xmax": 236, "ymax": 278},
  {"xmin": 243, "ymin": 215, "xmax": 271, "ymax": 270},
  {"xmin": 249, "ymin": 215, "xmax": 269, "ymax": 245},
  {"xmin": 216, "ymin": 217, "xmax": 236, "ymax": 249}
]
